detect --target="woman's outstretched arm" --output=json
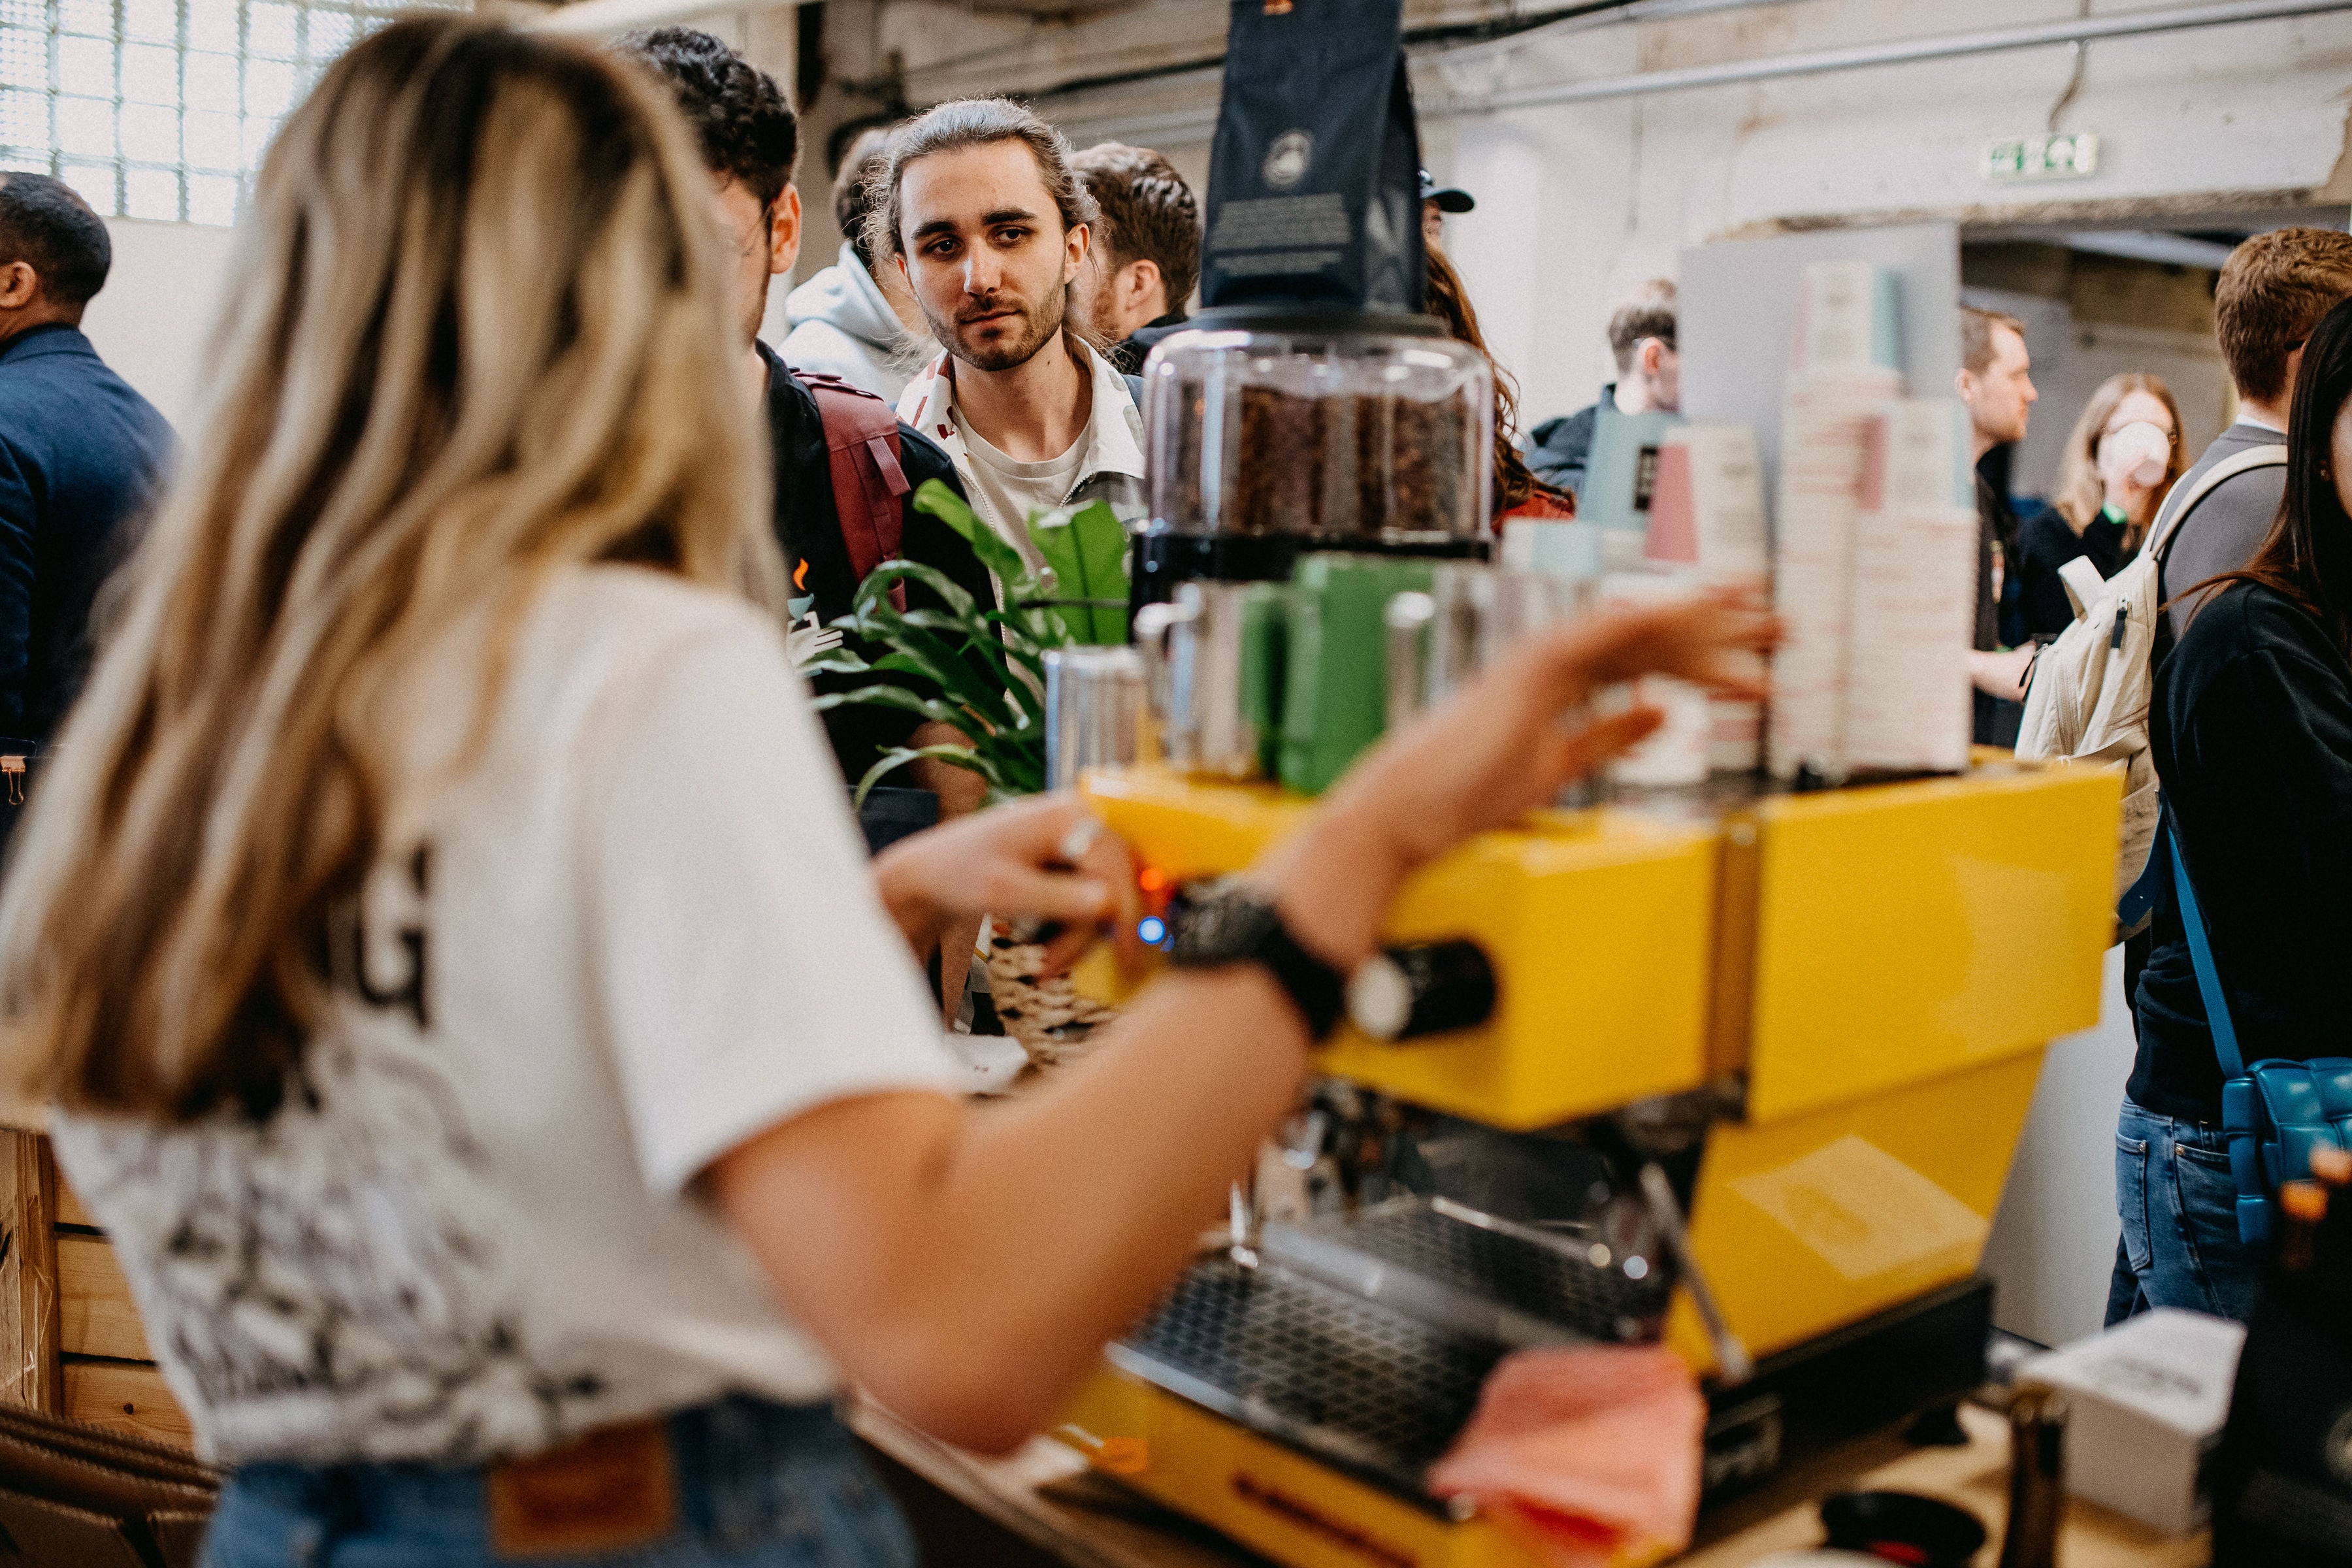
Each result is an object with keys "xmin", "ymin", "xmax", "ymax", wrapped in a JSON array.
[{"xmin": 710, "ymin": 596, "xmax": 1774, "ymax": 1452}]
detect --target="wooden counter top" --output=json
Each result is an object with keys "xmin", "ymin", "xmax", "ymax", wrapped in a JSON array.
[{"xmin": 853, "ymin": 1398, "xmax": 2208, "ymax": 1567}]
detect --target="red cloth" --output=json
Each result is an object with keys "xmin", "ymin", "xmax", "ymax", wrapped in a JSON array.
[
  {"xmin": 1499, "ymin": 491, "xmax": 1578, "ymax": 524},
  {"xmin": 1427, "ymin": 1345, "xmax": 1705, "ymax": 1567}
]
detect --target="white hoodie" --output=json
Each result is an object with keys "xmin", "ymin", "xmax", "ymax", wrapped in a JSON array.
[{"xmin": 779, "ymin": 241, "xmax": 929, "ymax": 404}]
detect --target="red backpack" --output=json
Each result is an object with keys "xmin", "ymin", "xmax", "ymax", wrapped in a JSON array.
[{"xmin": 796, "ymin": 370, "xmax": 910, "ymax": 610}]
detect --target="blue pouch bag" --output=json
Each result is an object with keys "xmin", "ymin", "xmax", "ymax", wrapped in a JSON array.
[{"xmin": 2157, "ymin": 804, "xmax": 2352, "ymax": 1244}]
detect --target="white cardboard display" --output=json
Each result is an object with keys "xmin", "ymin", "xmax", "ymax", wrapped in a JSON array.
[{"xmin": 2017, "ymin": 1307, "xmax": 2247, "ymax": 1536}]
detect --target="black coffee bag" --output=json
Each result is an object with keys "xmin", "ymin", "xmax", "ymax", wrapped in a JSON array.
[{"xmin": 1200, "ymin": 0, "xmax": 1426, "ymax": 314}]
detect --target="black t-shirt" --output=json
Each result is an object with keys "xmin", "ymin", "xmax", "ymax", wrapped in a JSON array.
[
  {"xmin": 2132, "ymin": 581, "xmax": 2352, "ymax": 1123},
  {"xmin": 1974, "ymin": 465, "xmax": 2024, "ymax": 745},
  {"xmin": 760, "ymin": 344, "xmax": 998, "ymax": 787},
  {"xmin": 2016, "ymin": 503, "xmax": 2136, "ymax": 641}
]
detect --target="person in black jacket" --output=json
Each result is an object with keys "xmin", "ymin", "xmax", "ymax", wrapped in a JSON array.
[
  {"xmin": 617, "ymin": 29, "xmax": 996, "ymax": 801},
  {"xmin": 2115, "ymin": 293, "xmax": 2352, "ymax": 1326},
  {"xmin": 1526, "ymin": 280, "xmax": 1678, "ymax": 498},
  {"xmin": 0, "ymin": 175, "xmax": 172, "ymax": 757},
  {"xmin": 1071, "ymin": 142, "xmax": 1198, "ymax": 376}
]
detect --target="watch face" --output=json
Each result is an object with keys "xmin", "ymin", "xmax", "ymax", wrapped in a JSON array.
[{"xmin": 1171, "ymin": 881, "xmax": 1281, "ymax": 966}]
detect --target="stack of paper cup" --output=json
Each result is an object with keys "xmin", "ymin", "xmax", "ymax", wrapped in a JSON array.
[
  {"xmin": 1767, "ymin": 366, "xmax": 1899, "ymax": 781},
  {"xmin": 1648, "ymin": 424, "xmax": 1771, "ymax": 770},
  {"xmin": 1789, "ymin": 259, "xmax": 1906, "ymax": 376},
  {"xmin": 1844, "ymin": 399, "xmax": 1977, "ymax": 773}
]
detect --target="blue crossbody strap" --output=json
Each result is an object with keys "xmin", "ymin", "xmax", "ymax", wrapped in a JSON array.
[
  {"xmin": 2159, "ymin": 803, "xmax": 2278, "ymax": 1244},
  {"xmin": 2162, "ymin": 808, "xmax": 2246, "ymax": 1081}
]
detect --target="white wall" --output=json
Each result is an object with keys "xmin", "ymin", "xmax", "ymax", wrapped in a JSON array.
[
  {"xmin": 1982, "ymin": 945, "xmax": 2140, "ymax": 1348},
  {"xmin": 78, "ymin": 217, "xmax": 240, "ymax": 434}
]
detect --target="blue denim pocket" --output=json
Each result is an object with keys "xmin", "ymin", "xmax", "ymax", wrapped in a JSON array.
[
  {"xmin": 2116, "ymin": 1130, "xmax": 2153, "ymax": 1274},
  {"xmin": 2171, "ymin": 1134, "xmax": 2258, "ymax": 1319},
  {"xmin": 809, "ymin": 1462, "xmax": 916, "ymax": 1568}
]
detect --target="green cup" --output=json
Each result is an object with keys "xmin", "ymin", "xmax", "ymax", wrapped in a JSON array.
[{"xmin": 1279, "ymin": 554, "xmax": 1437, "ymax": 795}]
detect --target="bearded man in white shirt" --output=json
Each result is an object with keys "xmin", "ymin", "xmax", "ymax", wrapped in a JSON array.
[{"xmin": 879, "ymin": 98, "xmax": 1147, "ymax": 577}]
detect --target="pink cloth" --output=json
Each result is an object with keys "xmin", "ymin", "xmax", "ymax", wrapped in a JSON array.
[{"xmin": 1427, "ymin": 1344, "xmax": 1706, "ymax": 1568}]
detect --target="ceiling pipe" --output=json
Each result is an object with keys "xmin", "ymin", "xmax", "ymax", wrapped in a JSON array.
[
  {"xmin": 1475, "ymin": 0, "xmax": 2352, "ymax": 114},
  {"xmin": 1055, "ymin": 0, "xmax": 2352, "ymax": 145},
  {"xmin": 531, "ymin": 0, "xmax": 731, "ymax": 38}
]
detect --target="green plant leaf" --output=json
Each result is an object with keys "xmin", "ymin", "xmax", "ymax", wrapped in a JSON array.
[
  {"xmin": 857, "ymin": 558, "xmax": 979, "ymax": 619},
  {"xmin": 806, "ymin": 685, "xmax": 970, "ymax": 728},
  {"xmin": 1026, "ymin": 500, "xmax": 1130, "ymax": 644},
  {"xmin": 802, "ymin": 649, "xmax": 873, "ymax": 677},
  {"xmin": 987, "ymin": 634, "xmax": 1051, "ymax": 689},
  {"xmin": 983, "ymin": 604, "xmax": 1068, "ymax": 661},
  {"xmin": 853, "ymin": 742, "xmax": 1007, "ymax": 807},
  {"xmin": 811, "ymin": 478, "xmax": 1056, "ymax": 800},
  {"xmin": 870, "ymin": 621, "xmax": 1019, "ymax": 732},
  {"xmin": 915, "ymin": 479, "xmax": 1041, "ymax": 602}
]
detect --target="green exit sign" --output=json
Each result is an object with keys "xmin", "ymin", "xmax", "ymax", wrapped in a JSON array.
[{"xmin": 1985, "ymin": 132, "xmax": 2100, "ymax": 183}]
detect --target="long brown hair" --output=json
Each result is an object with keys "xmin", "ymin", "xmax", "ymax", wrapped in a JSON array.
[
  {"xmin": 2191, "ymin": 293, "xmax": 2352, "ymax": 655},
  {"xmin": 0, "ymin": 16, "xmax": 777, "ymax": 1119},
  {"xmin": 1424, "ymin": 243, "xmax": 1572, "ymax": 519},
  {"xmin": 2052, "ymin": 372, "xmax": 2187, "ymax": 542}
]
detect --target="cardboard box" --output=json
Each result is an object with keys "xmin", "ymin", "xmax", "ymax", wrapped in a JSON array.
[{"xmin": 2017, "ymin": 1307, "xmax": 2247, "ymax": 1535}]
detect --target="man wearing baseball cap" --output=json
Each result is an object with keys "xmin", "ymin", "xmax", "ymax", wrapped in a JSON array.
[{"xmin": 1421, "ymin": 168, "xmax": 1473, "ymax": 248}]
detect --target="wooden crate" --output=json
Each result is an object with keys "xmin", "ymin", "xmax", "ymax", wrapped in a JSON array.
[
  {"xmin": 0, "ymin": 1130, "xmax": 193, "ymax": 1448},
  {"xmin": 59, "ymin": 1232, "xmax": 151, "ymax": 1362},
  {"xmin": 63, "ymin": 1358, "xmax": 193, "ymax": 1448}
]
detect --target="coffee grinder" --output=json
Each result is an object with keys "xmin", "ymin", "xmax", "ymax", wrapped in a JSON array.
[{"xmin": 1125, "ymin": 0, "xmax": 1493, "ymax": 616}]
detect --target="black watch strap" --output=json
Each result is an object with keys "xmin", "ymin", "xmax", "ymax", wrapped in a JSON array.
[
  {"xmin": 1243, "ymin": 913, "xmax": 1347, "ymax": 1040},
  {"xmin": 1168, "ymin": 883, "xmax": 1347, "ymax": 1040}
]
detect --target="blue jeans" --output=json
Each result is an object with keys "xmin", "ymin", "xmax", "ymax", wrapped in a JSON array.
[
  {"xmin": 2106, "ymin": 1096, "xmax": 2260, "ymax": 1325},
  {"xmin": 199, "ymin": 1396, "xmax": 919, "ymax": 1567}
]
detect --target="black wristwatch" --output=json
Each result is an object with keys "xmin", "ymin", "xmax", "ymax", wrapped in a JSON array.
[{"xmin": 1167, "ymin": 877, "xmax": 1347, "ymax": 1040}]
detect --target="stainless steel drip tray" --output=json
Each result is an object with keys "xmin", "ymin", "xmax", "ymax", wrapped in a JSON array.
[
  {"xmin": 1265, "ymin": 1197, "xmax": 1674, "ymax": 1348},
  {"xmin": 1108, "ymin": 1200, "xmax": 1674, "ymax": 1506},
  {"xmin": 1109, "ymin": 1252, "xmax": 1505, "ymax": 1507}
]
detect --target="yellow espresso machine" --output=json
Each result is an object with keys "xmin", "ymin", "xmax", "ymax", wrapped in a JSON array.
[
  {"xmin": 1041, "ymin": 314, "xmax": 2124, "ymax": 1567},
  {"xmin": 1051, "ymin": 760, "xmax": 2117, "ymax": 1568}
]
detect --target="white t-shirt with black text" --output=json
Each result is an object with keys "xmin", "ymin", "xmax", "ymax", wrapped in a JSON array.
[{"xmin": 51, "ymin": 566, "xmax": 956, "ymax": 1465}]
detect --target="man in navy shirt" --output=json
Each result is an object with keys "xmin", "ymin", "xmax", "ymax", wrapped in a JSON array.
[{"xmin": 0, "ymin": 174, "xmax": 171, "ymax": 749}]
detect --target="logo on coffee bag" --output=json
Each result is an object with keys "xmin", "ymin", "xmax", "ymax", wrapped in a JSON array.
[{"xmin": 1263, "ymin": 130, "xmax": 1313, "ymax": 189}]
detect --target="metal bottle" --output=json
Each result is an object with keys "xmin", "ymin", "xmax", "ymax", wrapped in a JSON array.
[{"xmin": 1998, "ymin": 1383, "xmax": 2068, "ymax": 1568}]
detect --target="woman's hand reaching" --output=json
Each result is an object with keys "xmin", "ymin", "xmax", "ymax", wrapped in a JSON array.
[
  {"xmin": 872, "ymin": 792, "xmax": 1141, "ymax": 977},
  {"xmin": 1258, "ymin": 591, "xmax": 1779, "ymax": 970}
]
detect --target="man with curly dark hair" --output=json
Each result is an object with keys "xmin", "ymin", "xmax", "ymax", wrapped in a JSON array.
[
  {"xmin": 616, "ymin": 29, "xmax": 802, "ymax": 393},
  {"xmin": 617, "ymin": 31, "xmax": 996, "ymax": 883},
  {"xmin": 1070, "ymin": 142, "xmax": 1198, "ymax": 375}
]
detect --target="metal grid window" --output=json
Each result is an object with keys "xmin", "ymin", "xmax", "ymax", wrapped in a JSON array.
[{"xmin": 0, "ymin": 0, "xmax": 453, "ymax": 226}]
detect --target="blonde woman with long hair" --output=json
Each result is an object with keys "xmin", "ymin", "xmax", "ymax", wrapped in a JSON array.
[
  {"xmin": 0, "ymin": 18, "xmax": 1771, "ymax": 1565},
  {"xmin": 2015, "ymin": 372, "xmax": 2189, "ymax": 638}
]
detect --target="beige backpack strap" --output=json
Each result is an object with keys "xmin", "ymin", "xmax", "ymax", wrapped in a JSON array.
[{"xmin": 2146, "ymin": 442, "xmax": 2288, "ymax": 564}]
